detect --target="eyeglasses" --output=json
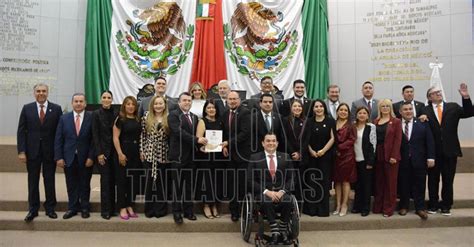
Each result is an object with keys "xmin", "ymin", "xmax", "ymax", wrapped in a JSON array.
[{"xmin": 429, "ymin": 90, "xmax": 442, "ymax": 96}]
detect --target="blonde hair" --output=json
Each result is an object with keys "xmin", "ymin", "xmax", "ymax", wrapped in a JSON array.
[
  {"xmin": 145, "ymin": 95, "xmax": 169, "ymax": 134},
  {"xmin": 189, "ymin": 82, "xmax": 207, "ymax": 100},
  {"xmin": 376, "ymin": 99, "xmax": 395, "ymax": 119}
]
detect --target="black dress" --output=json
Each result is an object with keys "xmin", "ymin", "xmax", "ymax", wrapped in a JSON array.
[
  {"xmin": 115, "ymin": 117, "xmax": 142, "ymax": 209},
  {"xmin": 92, "ymin": 107, "xmax": 117, "ymax": 216},
  {"xmin": 302, "ymin": 117, "xmax": 336, "ymax": 217},
  {"xmin": 195, "ymin": 118, "xmax": 225, "ymax": 204}
]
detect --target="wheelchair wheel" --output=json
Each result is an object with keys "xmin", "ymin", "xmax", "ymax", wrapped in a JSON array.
[
  {"xmin": 288, "ymin": 195, "xmax": 300, "ymax": 239},
  {"xmin": 240, "ymin": 193, "xmax": 253, "ymax": 242}
]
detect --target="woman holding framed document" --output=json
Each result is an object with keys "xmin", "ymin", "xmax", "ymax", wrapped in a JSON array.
[{"xmin": 196, "ymin": 99, "xmax": 225, "ymax": 219}]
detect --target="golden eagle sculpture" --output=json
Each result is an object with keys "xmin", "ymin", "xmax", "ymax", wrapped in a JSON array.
[
  {"xmin": 230, "ymin": 2, "xmax": 286, "ymax": 49},
  {"xmin": 132, "ymin": 2, "xmax": 185, "ymax": 47}
]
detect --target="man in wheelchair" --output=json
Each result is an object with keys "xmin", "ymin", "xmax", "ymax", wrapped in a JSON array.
[{"xmin": 248, "ymin": 133, "xmax": 294, "ymax": 245}]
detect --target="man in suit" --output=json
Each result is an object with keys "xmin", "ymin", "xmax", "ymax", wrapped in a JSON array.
[
  {"xmin": 249, "ymin": 133, "xmax": 294, "ymax": 245},
  {"xmin": 281, "ymin": 79, "xmax": 312, "ymax": 118},
  {"xmin": 351, "ymin": 81, "xmax": 379, "ymax": 121},
  {"xmin": 138, "ymin": 76, "xmax": 178, "ymax": 116},
  {"xmin": 325, "ymin": 84, "xmax": 341, "ymax": 120},
  {"xmin": 393, "ymin": 85, "xmax": 424, "ymax": 118},
  {"xmin": 213, "ymin": 79, "xmax": 231, "ymax": 118},
  {"xmin": 250, "ymin": 93, "xmax": 285, "ymax": 153},
  {"xmin": 421, "ymin": 83, "xmax": 473, "ymax": 216},
  {"xmin": 222, "ymin": 91, "xmax": 252, "ymax": 221},
  {"xmin": 17, "ymin": 83, "xmax": 62, "ymax": 222},
  {"xmin": 398, "ymin": 102, "xmax": 435, "ymax": 220},
  {"xmin": 247, "ymin": 76, "xmax": 284, "ymax": 113},
  {"xmin": 54, "ymin": 93, "xmax": 94, "ymax": 219},
  {"xmin": 168, "ymin": 92, "xmax": 207, "ymax": 224}
]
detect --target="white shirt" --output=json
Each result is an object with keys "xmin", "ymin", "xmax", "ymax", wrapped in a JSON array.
[
  {"xmin": 329, "ymin": 100, "xmax": 339, "ymax": 119},
  {"xmin": 36, "ymin": 101, "xmax": 48, "ymax": 117},
  {"xmin": 432, "ymin": 102, "xmax": 444, "ymax": 123},
  {"xmin": 402, "ymin": 118, "xmax": 413, "ymax": 140},
  {"xmin": 74, "ymin": 111, "xmax": 84, "ymax": 129},
  {"xmin": 220, "ymin": 97, "xmax": 227, "ymax": 107},
  {"xmin": 190, "ymin": 99, "xmax": 205, "ymax": 119},
  {"xmin": 364, "ymin": 98, "xmax": 374, "ymax": 107},
  {"xmin": 263, "ymin": 151, "xmax": 285, "ymax": 195},
  {"xmin": 354, "ymin": 126, "xmax": 365, "ymax": 162}
]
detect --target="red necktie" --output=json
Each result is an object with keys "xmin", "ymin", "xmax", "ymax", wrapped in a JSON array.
[
  {"xmin": 75, "ymin": 114, "xmax": 81, "ymax": 136},
  {"xmin": 268, "ymin": 154, "xmax": 276, "ymax": 179},
  {"xmin": 367, "ymin": 100, "xmax": 372, "ymax": 114},
  {"xmin": 404, "ymin": 120, "xmax": 410, "ymax": 141},
  {"xmin": 39, "ymin": 104, "xmax": 45, "ymax": 124},
  {"xmin": 184, "ymin": 113, "xmax": 193, "ymax": 127}
]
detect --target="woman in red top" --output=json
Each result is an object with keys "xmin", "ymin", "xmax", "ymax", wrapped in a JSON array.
[
  {"xmin": 372, "ymin": 99, "xmax": 402, "ymax": 217},
  {"xmin": 332, "ymin": 103, "xmax": 357, "ymax": 216}
]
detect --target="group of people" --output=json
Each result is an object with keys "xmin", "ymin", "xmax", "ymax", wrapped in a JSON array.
[{"xmin": 17, "ymin": 77, "xmax": 473, "ymax": 231}]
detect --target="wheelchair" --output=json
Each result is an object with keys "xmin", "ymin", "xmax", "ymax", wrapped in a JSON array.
[{"xmin": 240, "ymin": 193, "xmax": 301, "ymax": 246}]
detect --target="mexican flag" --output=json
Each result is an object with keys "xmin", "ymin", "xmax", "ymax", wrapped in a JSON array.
[
  {"xmin": 221, "ymin": 0, "xmax": 329, "ymax": 99},
  {"xmin": 85, "ymin": 0, "xmax": 329, "ymax": 103},
  {"xmin": 86, "ymin": 0, "xmax": 197, "ymax": 104}
]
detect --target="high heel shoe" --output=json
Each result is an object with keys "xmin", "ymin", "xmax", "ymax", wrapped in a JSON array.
[
  {"xmin": 203, "ymin": 205, "xmax": 214, "ymax": 219},
  {"xmin": 128, "ymin": 212, "xmax": 138, "ymax": 218},
  {"xmin": 120, "ymin": 213, "xmax": 129, "ymax": 220},
  {"xmin": 339, "ymin": 207, "xmax": 348, "ymax": 217},
  {"xmin": 211, "ymin": 205, "xmax": 220, "ymax": 218},
  {"xmin": 332, "ymin": 210, "xmax": 340, "ymax": 215}
]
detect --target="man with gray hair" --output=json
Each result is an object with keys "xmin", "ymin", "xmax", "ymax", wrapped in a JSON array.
[
  {"xmin": 17, "ymin": 83, "xmax": 63, "ymax": 222},
  {"xmin": 214, "ymin": 79, "xmax": 231, "ymax": 117}
]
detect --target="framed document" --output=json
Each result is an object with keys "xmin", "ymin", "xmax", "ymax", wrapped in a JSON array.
[{"xmin": 205, "ymin": 130, "xmax": 223, "ymax": 152}]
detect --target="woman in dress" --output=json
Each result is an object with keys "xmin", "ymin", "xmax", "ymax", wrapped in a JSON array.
[
  {"xmin": 372, "ymin": 99, "xmax": 402, "ymax": 217},
  {"xmin": 140, "ymin": 95, "xmax": 170, "ymax": 218},
  {"xmin": 195, "ymin": 99, "xmax": 224, "ymax": 219},
  {"xmin": 189, "ymin": 82, "xmax": 207, "ymax": 119},
  {"xmin": 303, "ymin": 99, "xmax": 336, "ymax": 217},
  {"xmin": 332, "ymin": 103, "xmax": 357, "ymax": 216},
  {"xmin": 351, "ymin": 106, "xmax": 376, "ymax": 217},
  {"xmin": 282, "ymin": 100, "xmax": 307, "ymax": 203},
  {"xmin": 92, "ymin": 90, "xmax": 117, "ymax": 220},
  {"xmin": 113, "ymin": 96, "xmax": 141, "ymax": 220}
]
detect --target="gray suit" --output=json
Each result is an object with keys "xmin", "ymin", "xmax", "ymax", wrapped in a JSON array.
[
  {"xmin": 351, "ymin": 98, "xmax": 379, "ymax": 121},
  {"xmin": 139, "ymin": 94, "xmax": 178, "ymax": 117}
]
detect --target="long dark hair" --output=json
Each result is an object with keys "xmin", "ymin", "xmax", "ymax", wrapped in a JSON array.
[
  {"xmin": 311, "ymin": 99, "xmax": 329, "ymax": 118},
  {"xmin": 202, "ymin": 98, "xmax": 219, "ymax": 119},
  {"xmin": 119, "ymin": 96, "xmax": 139, "ymax": 121}
]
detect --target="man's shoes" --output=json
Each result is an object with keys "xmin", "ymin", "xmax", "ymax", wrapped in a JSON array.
[
  {"xmin": 231, "ymin": 214, "xmax": 239, "ymax": 222},
  {"xmin": 46, "ymin": 211, "xmax": 57, "ymax": 219},
  {"xmin": 145, "ymin": 212, "xmax": 154, "ymax": 218},
  {"xmin": 184, "ymin": 213, "xmax": 197, "ymax": 221},
  {"xmin": 427, "ymin": 208, "xmax": 438, "ymax": 214},
  {"xmin": 351, "ymin": 208, "xmax": 360, "ymax": 214},
  {"xmin": 269, "ymin": 234, "xmax": 279, "ymax": 245},
  {"xmin": 81, "ymin": 210, "xmax": 90, "ymax": 219},
  {"xmin": 280, "ymin": 231, "xmax": 291, "ymax": 245},
  {"xmin": 398, "ymin": 208, "xmax": 408, "ymax": 216},
  {"xmin": 101, "ymin": 214, "xmax": 111, "ymax": 220},
  {"xmin": 63, "ymin": 210, "xmax": 77, "ymax": 219},
  {"xmin": 441, "ymin": 209, "xmax": 451, "ymax": 216},
  {"xmin": 24, "ymin": 212, "xmax": 38, "ymax": 222},
  {"xmin": 173, "ymin": 213, "xmax": 183, "ymax": 224},
  {"xmin": 416, "ymin": 210, "xmax": 428, "ymax": 220},
  {"xmin": 361, "ymin": 211, "xmax": 370, "ymax": 217}
]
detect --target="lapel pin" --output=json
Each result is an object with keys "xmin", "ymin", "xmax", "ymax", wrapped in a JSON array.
[{"xmin": 323, "ymin": 124, "xmax": 326, "ymax": 127}]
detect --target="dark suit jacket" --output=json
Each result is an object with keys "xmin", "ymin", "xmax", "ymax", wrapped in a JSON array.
[
  {"xmin": 393, "ymin": 100, "xmax": 424, "ymax": 118},
  {"xmin": 168, "ymin": 109, "xmax": 199, "ymax": 163},
  {"xmin": 280, "ymin": 97, "xmax": 312, "ymax": 118},
  {"xmin": 282, "ymin": 116, "xmax": 307, "ymax": 156},
  {"xmin": 374, "ymin": 117, "xmax": 402, "ymax": 163},
  {"xmin": 223, "ymin": 106, "xmax": 252, "ymax": 163},
  {"xmin": 139, "ymin": 94, "xmax": 178, "ymax": 117},
  {"xmin": 54, "ymin": 111, "xmax": 94, "ymax": 167},
  {"xmin": 213, "ymin": 98, "xmax": 228, "ymax": 119},
  {"xmin": 250, "ymin": 111, "xmax": 285, "ymax": 153},
  {"xmin": 360, "ymin": 124, "xmax": 376, "ymax": 166},
  {"xmin": 248, "ymin": 152, "xmax": 294, "ymax": 197},
  {"xmin": 351, "ymin": 98, "xmax": 379, "ymax": 121},
  {"xmin": 17, "ymin": 101, "xmax": 62, "ymax": 160},
  {"xmin": 421, "ymin": 98, "xmax": 474, "ymax": 157},
  {"xmin": 246, "ymin": 92, "xmax": 284, "ymax": 113},
  {"xmin": 400, "ymin": 119, "xmax": 435, "ymax": 168},
  {"xmin": 92, "ymin": 107, "xmax": 118, "ymax": 158}
]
